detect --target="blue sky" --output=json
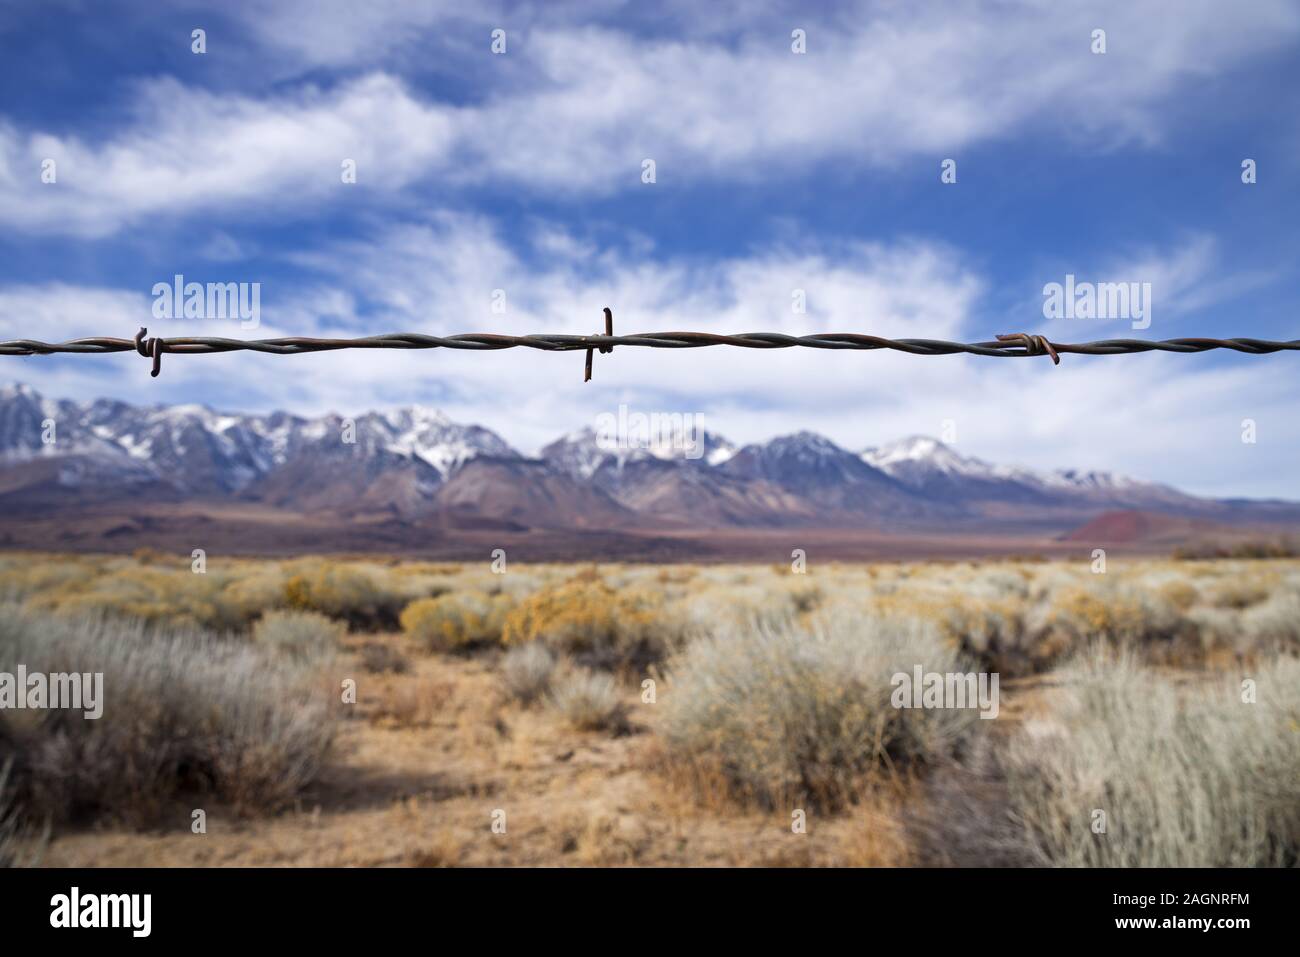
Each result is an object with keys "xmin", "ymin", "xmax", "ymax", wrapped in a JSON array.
[{"xmin": 0, "ymin": 0, "xmax": 1297, "ymax": 497}]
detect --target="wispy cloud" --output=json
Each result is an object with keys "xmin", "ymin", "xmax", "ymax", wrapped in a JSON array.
[
  {"xmin": 0, "ymin": 75, "xmax": 455, "ymax": 237},
  {"xmin": 3, "ymin": 0, "xmax": 1296, "ymax": 236}
]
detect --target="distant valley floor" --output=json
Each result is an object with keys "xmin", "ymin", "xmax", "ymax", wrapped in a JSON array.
[{"xmin": 2, "ymin": 500, "xmax": 1294, "ymax": 562}]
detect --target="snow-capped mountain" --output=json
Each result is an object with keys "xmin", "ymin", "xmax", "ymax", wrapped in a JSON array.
[
  {"xmin": 373, "ymin": 406, "xmax": 517, "ymax": 475},
  {"xmin": 718, "ymin": 431, "xmax": 942, "ymax": 520},
  {"xmin": 730, "ymin": 431, "xmax": 897, "ymax": 489},
  {"xmin": 0, "ymin": 383, "xmax": 519, "ymax": 502},
  {"xmin": 863, "ymin": 435, "xmax": 1021, "ymax": 481},
  {"xmin": 540, "ymin": 426, "xmax": 802, "ymax": 526},
  {"xmin": 1, "ymin": 383, "xmax": 1292, "ymax": 540},
  {"xmin": 861, "ymin": 435, "xmax": 1197, "ymax": 509}
]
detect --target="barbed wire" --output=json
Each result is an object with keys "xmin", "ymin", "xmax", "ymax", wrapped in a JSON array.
[{"xmin": 1, "ymin": 308, "xmax": 1296, "ymax": 381}]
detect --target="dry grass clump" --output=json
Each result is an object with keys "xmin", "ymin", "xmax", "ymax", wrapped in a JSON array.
[
  {"xmin": 551, "ymin": 808, "xmax": 651, "ymax": 864},
  {"xmin": 548, "ymin": 667, "xmax": 626, "ymax": 732},
  {"xmin": 252, "ymin": 609, "xmax": 345, "ymax": 663},
  {"xmin": 1207, "ymin": 575, "xmax": 1274, "ymax": 610},
  {"xmin": 1239, "ymin": 592, "xmax": 1300, "ymax": 652},
  {"xmin": 357, "ymin": 641, "xmax": 411, "ymax": 674},
  {"xmin": 785, "ymin": 579, "xmax": 822, "ymax": 613},
  {"xmin": 1157, "ymin": 578, "xmax": 1200, "ymax": 611},
  {"xmin": 0, "ymin": 754, "xmax": 44, "ymax": 868},
  {"xmin": 681, "ymin": 582, "xmax": 803, "ymax": 633},
  {"xmin": 939, "ymin": 596, "xmax": 1029, "ymax": 673},
  {"xmin": 401, "ymin": 590, "xmax": 513, "ymax": 652},
  {"xmin": 920, "ymin": 648, "xmax": 1300, "ymax": 867},
  {"xmin": 220, "ymin": 568, "xmax": 292, "ymax": 623},
  {"xmin": 1184, "ymin": 605, "xmax": 1238, "ymax": 655},
  {"xmin": 1042, "ymin": 583, "xmax": 1184, "ymax": 647},
  {"xmin": 0, "ymin": 759, "xmax": 20, "ymax": 868},
  {"xmin": 659, "ymin": 608, "xmax": 980, "ymax": 809},
  {"xmin": 500, "ymin": 643, "xmax": 557, "ymax": 705},
  {"xmin": 0, "ymin": 605, "xmax": 337, "ymax": 827},
  {"xmin": 502, "ymin": 577, "xmax": 689, "ymax": 671},
  {"xmin": 369, "ymin": 675, "xmax": 452, "ymax": 729}
]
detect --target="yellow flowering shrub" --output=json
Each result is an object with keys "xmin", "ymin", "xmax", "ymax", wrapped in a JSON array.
[
  {"xmin": 22, "ymin": 566, "xmax": 228, "ymax": 631},
  {"xmin": 502, "ymin": 578, "xmax": 685, "ymax": 668},
  {"xmin": 401, "ymin": 590, "xmax": 512, "ymax": 651},
  {"xmin": 283, "ymin": 561, "xmax": 405, "ymax": 629}
]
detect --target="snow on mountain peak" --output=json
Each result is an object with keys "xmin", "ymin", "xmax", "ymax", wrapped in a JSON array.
[
  {"xmin": 861, "ymin": 435, "xmax": 1167, "ymax": 498},
  {"xmin": 861, "ymin": 435, "xmax": 1002, "ymax": 477},
  {"xmin": 765, "ymin": 431, "xmax": 846, "ymax": 458},
  {"xmin": 1045, "ymin": 467, "xmax": 1144, "ymax": 491},
  {"xmin": 384, "ymin": 404, "xmax": 452, "ymax": 430},
  {"xmin": 0, "ymin": 382, "xmax": 38, "ymax": 400},
  {"xmin": 867, "ymin": 435, "xmax": 951, "ymax": 465},
  {"xmin": 541, "ymin": 425, "xmax": 735, "ymax": 479}
]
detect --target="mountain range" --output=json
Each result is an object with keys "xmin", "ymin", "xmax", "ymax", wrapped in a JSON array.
[{"xmin": 2, "ymin": 382, "xmax": 1297, "ymax": 556}]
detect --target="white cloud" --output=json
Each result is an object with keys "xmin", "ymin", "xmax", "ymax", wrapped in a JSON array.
[
  {"xmin": 2, "ymin": 0, "xmax": 1297, "ymax": 235},
  {"xmin": 1013, "ymin": 233, "xmax": 1284, "ymax": 337},
  {"xmin": 232, "ymin": 0, "xmax": 487, "ymax": 69},
  {"xmin": 0, "ymin": 75, "xmax": 456, "ymax": 237}
]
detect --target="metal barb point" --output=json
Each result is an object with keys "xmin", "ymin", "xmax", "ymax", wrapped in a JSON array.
[
  {"xmin": 134, "ymin": 327, "xmax": 163, "ymax": 377},
  {"xmin": 583, "ymin": 307, "xmax": 614, "ymax": 382}
]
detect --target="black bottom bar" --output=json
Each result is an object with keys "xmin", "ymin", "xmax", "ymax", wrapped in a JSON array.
[{"xmin": 0, "ymin": 867, "xmax": 1281, "ymax": 943}]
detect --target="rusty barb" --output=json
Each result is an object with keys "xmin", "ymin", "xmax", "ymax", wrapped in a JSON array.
[
  {"xmin": 134, "ymin": 327, "xmax": 165, "ymax": 377},
  {"xmin": 0, "ymin": 311, "xmax": 1295, "ymax": 381},
  {"xmin": 995, "ymin": 332, "xmax": 1059, "ymax": 365}
]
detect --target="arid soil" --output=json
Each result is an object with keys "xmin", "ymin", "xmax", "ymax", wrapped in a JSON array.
[{"xmin": 34, "ymin": 633, "xmax": 1011, "ymax": 868}]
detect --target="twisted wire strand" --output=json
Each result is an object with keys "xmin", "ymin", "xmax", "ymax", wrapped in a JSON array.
[{"xmin": 0, "ymin": 322, "xmax": 1296, "ymax": 379}]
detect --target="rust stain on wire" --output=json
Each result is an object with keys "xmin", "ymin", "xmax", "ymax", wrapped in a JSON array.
[{"xmin": 1, "ymin": 308, "xmax": 1297, "ymax": 380}]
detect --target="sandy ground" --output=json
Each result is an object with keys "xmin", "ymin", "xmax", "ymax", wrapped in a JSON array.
[{"xmin": 33, "ymin": 635, "xmax": 1054, "ymax": 868}]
